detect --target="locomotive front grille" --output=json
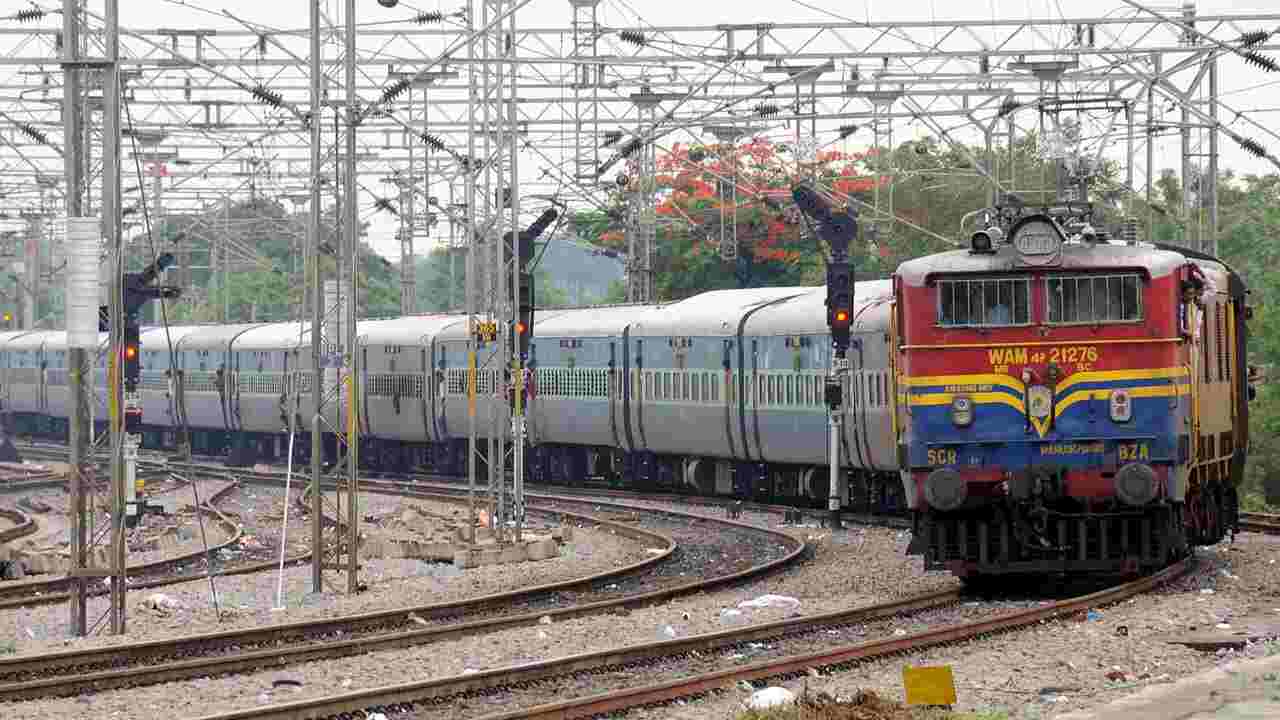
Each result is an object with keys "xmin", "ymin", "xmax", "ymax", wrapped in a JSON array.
[{"xmin": 923, "ymin": 506, "xmax": 1179, "ymax": 574}]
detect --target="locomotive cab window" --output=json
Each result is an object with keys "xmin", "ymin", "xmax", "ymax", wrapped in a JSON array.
[
  {"xmin": 937, "ymin": 277, "xmax": 1030, "ymax": 327},
  {"xmin": 1046, "ymin": 274, "xmax": 1143, "ymax": 324}
]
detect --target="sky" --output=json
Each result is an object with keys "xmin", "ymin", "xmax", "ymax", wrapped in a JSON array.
[{"xmin": 15, "ymin": 0, "xmax": 1280, "ymax": 259}]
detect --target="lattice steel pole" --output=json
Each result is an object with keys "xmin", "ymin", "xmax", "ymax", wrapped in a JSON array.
[
  {"xmin": 465, "ymin": 0, "xmax": 479, "ymax": 547},
  {"xmin": 103, "ymin": 0, "xmax": 128, "ymax": 635},
  {"xmin": 336, "ymin": 0, "xmax": 361, "ymax": 595},
  {"xmin": 626, "ymin": 91, "xmax": 660, "ymax": 303},
  {"xmin": 569, "ymin": 0, "xmax": 601, "ymax": 181},
  {"xmin": 308, "ymin": 0, "xmax": 325, "ymax": 594},
  {"xmin": 507, "ymin": 0, "xmax": 525, "ymax": 540},
  {"xmin": 62, "ymin": 0, "xmax": 90, "ymax": 636}
]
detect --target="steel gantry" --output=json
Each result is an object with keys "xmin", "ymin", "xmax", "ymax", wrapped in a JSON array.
[{"xmin": 0, "ymin": 2, "xmax": 1275, "ymax": 631}]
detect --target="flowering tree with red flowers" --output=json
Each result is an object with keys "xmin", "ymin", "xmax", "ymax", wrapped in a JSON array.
[{"xmin": 592, "ymin": 137, "xmax": 882, "ymax": 300}]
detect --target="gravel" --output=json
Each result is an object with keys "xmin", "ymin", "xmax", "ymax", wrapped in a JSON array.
[
  {"xmin": 636, "ymin": 532, "xmax": 1280, "ymax": 720},
  {"xmin": 0, "ymin": 488, "xmax": 647, "ymax": 660},
  {"xmin": 0, "ymin": 506, "xmax": 953, "ymax": 719}
]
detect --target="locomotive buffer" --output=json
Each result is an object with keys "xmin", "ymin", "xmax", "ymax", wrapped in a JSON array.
[
  {"xmin": 793, "ymin": 184, "xmax": 857, "ymax": 530},
  {"xmin": 100, "ymin": 253, "xmax": 181, "ymax": 527}
]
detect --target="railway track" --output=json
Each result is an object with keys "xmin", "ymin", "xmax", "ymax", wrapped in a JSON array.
[
  {"xmin": 1238, "ymin": 511, "xmax": 1280, "ymax": 535},
  {"xmin": 183, "ymin": 557, "xmax": 1193, "ymax": 720},
  {"xmin": 0, "ymin": 489, "xmax": 803, "ymax": 702},
  {"xmin": 0, "ymin": 505, "xmax": 37, "ymax": 548},
  {"xmin": 13, "ymin": 440, "xmax": 909, "ymax": 529},
  {"xmin": 0, "ymin": 478, "xmax": 246, "ymax": 608}
]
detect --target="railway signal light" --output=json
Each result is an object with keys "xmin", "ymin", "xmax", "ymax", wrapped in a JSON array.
[
  {"xmin": 514, "ymin": 275, "xmax": 534, "ymax": 360},
  {"xmin": 502, "ymin": 207, "xmax": 557, "ymax": 363},
  {"xmin": 827, "ymin": 263, "xmax": 853, "ymax": 351},
  {"xmin": 794, "ymin": 184, "xmax": 858, "ymax": 356},
  {"xmin": 123, "ymin": 324, "xmax": 141, "ymax": 393}
]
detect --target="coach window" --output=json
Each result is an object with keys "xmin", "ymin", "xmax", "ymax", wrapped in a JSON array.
[
  {"xmin": 938, "ymin": 277, "xmax": 1030, "ymax": 326},
  {"xmin": 1046, "ymin": 274, "xmax": 1143, "ymax": 324}
]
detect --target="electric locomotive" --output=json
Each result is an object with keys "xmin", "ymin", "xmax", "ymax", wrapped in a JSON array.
[{"xmin": 896, "ymin": 200, "xmax": 1251, "ymax": 577}]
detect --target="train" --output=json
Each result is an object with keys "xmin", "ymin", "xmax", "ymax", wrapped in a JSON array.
[
  {"xmin": 0, "ymin": 198, "xmax": 1252, "ymax": 578},
  {"xmin": 899, "ymin": 204, "xmax": 1250, "ymax": 577}
]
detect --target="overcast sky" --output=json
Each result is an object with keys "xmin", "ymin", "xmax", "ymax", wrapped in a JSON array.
[{"xmin": 31, "ymin": 0, "xmax": 1280, "ymax": 257}]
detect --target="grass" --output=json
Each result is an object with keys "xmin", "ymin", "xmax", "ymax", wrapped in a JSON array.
[
  {"xmin": 1240, "ymin": 491, "xmax": 1279, "ymax": 513},
  {"xmin": 735, "ymin": 689, "xmax": 1009, "ymax": 720}
]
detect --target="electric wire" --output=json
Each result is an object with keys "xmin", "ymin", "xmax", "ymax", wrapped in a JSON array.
[{"xmin": 122, "ymin": 90, "xmax": 222, "ymax": 619}]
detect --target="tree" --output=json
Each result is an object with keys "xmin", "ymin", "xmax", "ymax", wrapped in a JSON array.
[
  {"xmin": 577, "ymin": 134, "xmax": 1084, "ymax": 300},
  {"xmin": 148, "ymin": 197, "xmax": 402, "ymax": 323},
  {"xmin": 590, "ymin": 138, "xmax": 884, "ymax": 300}
]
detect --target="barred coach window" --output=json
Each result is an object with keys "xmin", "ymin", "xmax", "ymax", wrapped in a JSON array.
[
  {"xmin": 1047, "ymin": 274, "xmax": 1143, "ymax": 324},
  {"xmin": 937, "ymin": 277, "xmax": 1031, "ymax": 327}
]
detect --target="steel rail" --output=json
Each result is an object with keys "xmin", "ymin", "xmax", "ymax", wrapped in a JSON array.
[
  {"xmin": 189, "ymin": 587, "xmax": 964, "ymax": 720},
  {"xmin": 190, "ymin": 558, "xmax": 1192, "ymax": 720},
  {"xmin": 1238, "ymin": 511, "xmax": 1280, "ymax": 535},
  {"xmin": 160, "ymin": 450, "xmax": 908, "ymax": 530},
  {"xmin": 0, "ymin": 506, "xmax": 37, "ymax": 545},
  {"xmin": 0, "ymin": 502, "xmax": 675, "ymax": 689},
  {"xmin": 0, "ymin": 479, "xmax": 244, "ymax": 603},
  {"xmin": 0, "ymin": 491, "xmax": 802, "ymax": 700}
]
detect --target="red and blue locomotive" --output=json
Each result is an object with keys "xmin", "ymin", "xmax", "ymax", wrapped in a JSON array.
[{"xmin": 895, "ymin": 202, "xmax": 1250, "ymax": 577}]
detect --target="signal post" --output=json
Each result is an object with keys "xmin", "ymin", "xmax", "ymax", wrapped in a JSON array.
[
  {"xmin": 102, "ymin": 254, "xmax": 180, "ymax": 528},
  {"xmin": 793, "ymin": 184, "xmax": 857, "ymax": 530},
  {"xmin": 506, "ymin": 207, "xmax": 557, "ymax": 535}
]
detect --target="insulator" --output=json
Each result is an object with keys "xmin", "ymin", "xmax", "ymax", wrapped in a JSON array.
[
  {"xmin": 249, "ymin": 84, "xmax": 283, "ymax": 108},
  {"xmin": 618, "ymin": 30, "xmax": 646, "ymax": 46},
  {"xmin": 1244, "ymin": 51, "xmax": 1280, "ymax": 73},
  {"xmin": 619, "ymin": 138, "xmax": 642, "ymax": 158},
  {"xmin": 596, "ymin": 155, "xmax": 620, "ymax": 177},
  {"xmin": 998, "ymin": 98, "xmax": 1021, "ymax": 117},
  {"xmin": 374, "ymin": 198, "xmax": 397, "ymax": 215},
  {"xmin": 1239, "ymin": 30, "xmax": 1271, "ymax": 48},
  {"xmin": 601, "ymin": 130, "xmax": 623, "ymax": 147},
  {"xmin": 1122, "ymin": 216, "xmax": 1139, "ymax": 244},
  {"xmin": 754, "ymin": 103, "xmax": 780, "ymax": 117},
  {"xmin": 1237, "ymin": 136, "xmax": 1267, "ymax": 158},
  {"xmin": 837, "ymin": 123, "xmax": 858, "ymax": 139},
  {"xmin": 17, "ymin": 123, "xmax": 47, "ymax": 145},
  {"xmin": 413, "ymin": 11, "xmax": 444, "ymax": 23},
  {"xmin": 418, "ymin": 132, "xmax": 446, "ymax": 152},
  {"xmin": 380, "ymin": 78, "xmax": 410, "ymax": 104},
  {"xmin": 14, "ymin": 8, "xmax": 43, "ymax": 22}
]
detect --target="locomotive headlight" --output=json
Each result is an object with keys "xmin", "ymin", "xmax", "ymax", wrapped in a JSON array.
[
  {"xmin": 925, "ymin": 468, "xmax": 967, "ymax": 511},
  {"xmin": 1026, "ymin": 385, "xmax": 1052, "ymax": 419},
  {"xmin": 1115, "ymin": 462, "xmax": 1157, "ymax": 506},
  {"xmin": 951, "ymin": 395, "xmax": 973, "ymax": 427},
  {"xmin": 1109, "ymin": 389, "xmax": 1132, "ymax": 422}
]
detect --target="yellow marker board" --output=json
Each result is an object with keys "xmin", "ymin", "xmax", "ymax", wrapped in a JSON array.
[{"xmin": 902, "ymin": 665, "xmax": 957, "ymax": 706}]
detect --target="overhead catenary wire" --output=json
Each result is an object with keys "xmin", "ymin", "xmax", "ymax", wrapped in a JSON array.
[{"xmin": 122, "ymin": 91, "xmax": 222, "ymax": 620}]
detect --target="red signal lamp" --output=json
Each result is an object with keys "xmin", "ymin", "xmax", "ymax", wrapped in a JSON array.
[
  {"xmin": 833, "ymin": 309, "xmax": 849, "ymax": 324},
  {"xmin": 125, "ymin": 345, "xmax": 138, "ymax": 359},
  {"xmin": 515, "ymin": 321, "xmax": 528, "ymax": 335}
]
